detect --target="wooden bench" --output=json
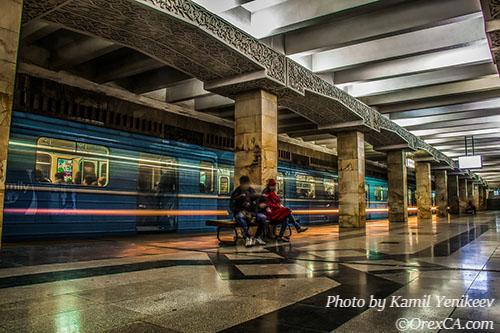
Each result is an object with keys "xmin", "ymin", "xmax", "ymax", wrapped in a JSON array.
[
  {"xmin": 206, "ymin": 218, "xmax": 296, "ymax": 245},
  {"xmin": 206, "ymin": 219, "xmax": 239, "ymax": 245}
]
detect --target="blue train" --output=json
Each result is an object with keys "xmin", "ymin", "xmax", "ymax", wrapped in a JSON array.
[{"xmin": 3, "ymin": 112, "xmax": 419, "ymax": 239}]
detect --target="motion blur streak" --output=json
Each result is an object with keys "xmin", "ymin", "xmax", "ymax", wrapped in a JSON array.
[
  {"xmin": 292, "ymin": 207, "xmax": 435, "ymax": 214},
  {"xmin": 4, "ymin": 207, "xmax": 436, "ymax": 216},
  {"xmin": 4, "ymin": 209, "xmax": 229, "ymax": 216}
]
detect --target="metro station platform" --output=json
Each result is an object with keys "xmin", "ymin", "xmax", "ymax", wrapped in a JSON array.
[{"xmin": 0, "ymin": 212, "xmax": 499, "ymax": 332}]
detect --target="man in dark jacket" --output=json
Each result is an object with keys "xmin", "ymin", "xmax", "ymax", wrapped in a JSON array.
[{"xmin": 230, "ymin": 175, "xmax": 266, "ymax": 247}]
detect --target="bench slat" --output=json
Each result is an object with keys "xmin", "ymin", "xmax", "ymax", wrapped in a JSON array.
[{"xmin": 206, "ymin": 220, "xmax": 236, "ymax": 227}]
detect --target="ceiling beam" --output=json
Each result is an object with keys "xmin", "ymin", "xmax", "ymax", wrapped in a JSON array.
[
  {"xmin": 20, "ymin": 21, "xmax": 59, "ymax": 44},
  {"xmin": 395, "ymin": 109, "xmax": 500, "ymax": 128},
  {"xmin": 50, "ymin": 37, "xmax": 121, "ymax": 71},
  {"xmin": 94, "ymin": 52, "xmax": 164, "ymax": 84},
  {"xmin": 309, "ymin": 15, "xmax": 486, "ymax": 72},
  {"xmin": 339, "ymin": 63, "xmax": 497, "ymax": 98},
  {"xmin": 379, "ymin": 88, "xmax": 500, "ymax": 113},
  {"xmin": 334, "ymin": 42, "xmax": 492, "ymax": 84},
  {"xmin": 363, "ymin": 75, "xmax": 500, "ymax": 106},
  {"xmin": 166, "ymin": 78, "xmax": 210, "ymax": 103},
  {"xmin": 195, "ymin": 94, "xmax": 234, "ymax": 110},
  {"xmin": 249, "ymin": 0, "xmax": 378, "ymax": 38},
  {"xmin": 117, "ymin": 66, "xmax": 192, "ymax": 94},
  {"xmin": 285, "ymin": 0, "xmax": 481, "ymax": 57},
  {"xmin": 389, "ymin": 98, "xmax": 500, "ymax": 120}
]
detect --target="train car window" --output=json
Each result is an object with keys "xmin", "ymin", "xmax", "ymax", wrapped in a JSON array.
[
  {"xmin": 138, "ymin": 152, "xmax": 177, "ymax": 192},
  {"xmin": 218, "ymin": 168, "xmax": 231, "ymax": 195},
  {"xmin": 296, "ymin": 175, "xmax": 316, "ymax": 198},
  {"xmin": 35, "ymin": 152, "xmax": 52, "ymax": 183},
  {"xmin": 57, "ymin": 158, "xmax": 74, "ymax": 183},
  {"xmin": 277, "ymin": 172, "xmax": 285, "ymax": 197},
  {"xmin": 199, "ymin": 161, "xmax": 214, "ymax": 193},
  {"xmin": 324, "ymin": 178, "xmax": 336, "ymax": 200},
  {"xmin": 365, "ymin": 184, "xmax": 369, "ymax": 201},
  {"xmin": 36, "ymin": 137, "xmax": 109, "ymax": 186},
  {"xmin": 374, "ymin": 186, "xmax": 387, "ymax": 201}
]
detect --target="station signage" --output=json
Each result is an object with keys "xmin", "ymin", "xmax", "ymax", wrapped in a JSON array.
[
  {"xmin": 406, "ymin": 158, "xmax": 415, "ymax": 168},
  {"xmin": 458, "ymin": 155, "xmax": 483, "ymax": 169}
]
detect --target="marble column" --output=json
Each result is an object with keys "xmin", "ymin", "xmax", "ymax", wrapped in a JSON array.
[
  {"xmin": 485, "ymin": 187, "xmax": 489, "ymax": 209},
  {"xmin": 234, "ymin": 89, "xmax": 277, "ymax": 189},
  {"xmin": 337, "ymin": 131, "xmax": 366, "ymax": 228},
  {"xmin": 0, "ymin": 0, "xmax": 23, "ymax": 249},
  {"xmin": 459, "ymin": 179, "xmax": 468, "ymax": 213},
  {"xmin": 483, "ymin": 187, "xmax": 489, "ymax": 210},
  {"xmin": 415, "ymin": 161, "xmax": 432, "ymax": 219},
  {"xmin": 473, "ymin": 184, "xmax": 480, "ymax": 210},
  {"xmin": 387, "ymin": 150, "xmax": 407, "ymax": 223},
  {"xmin": 467, "ymin": 181, "xmax": 474, "ymax": 208},
  {"xmin": 447, "ymin": 174, "xmax": 460, "ymax": 214},
  {"xmin": 478, "ymin": 186, "xmax": 485, "ymax": 211},
  {"xmin": 434, "ymin": 170, "xmax": 448, "ymax": 217}
]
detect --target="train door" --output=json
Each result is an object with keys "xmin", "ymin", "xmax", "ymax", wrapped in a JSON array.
[
  {"xmin": 277, "ymin": 172, "xmax": 285, "ymax": 198},
  {"xmin": 217, "ymin": 166, "xmax": 232, "ymax": 212},
  {"xmin": 323, "ymin": 177, "xmax": 338, "ymax": 223},
  {"xmin": 136, "ymin": 152, "xmax": 178, "ymax": 232},
  {"xmin": 217, "ymin": 167, "xmax": 231, "ymax": 196}
]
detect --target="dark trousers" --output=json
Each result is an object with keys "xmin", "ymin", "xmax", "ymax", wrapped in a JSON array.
[
  {"xmin": 278, "ymin": 214, "xmax": 301, "ymax": 237},
  {"xmin": 235, "ymin": 212, "xmax": 266, "ymax": 238}
]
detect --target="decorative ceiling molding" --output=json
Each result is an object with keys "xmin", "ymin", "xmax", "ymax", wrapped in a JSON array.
[
  {"xmin": 481, "ymin": 0, "xmax": 500, "ymax": 74},
  {"xmin": 22, "ymin": 0, "xmax": 468, "ymax": 177}
]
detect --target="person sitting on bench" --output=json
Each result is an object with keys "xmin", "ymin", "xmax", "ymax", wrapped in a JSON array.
[
  {"xmin": 466, "ymin": 201, "xmax": 477, "ymax": 214},
  {"xmin": 262, "ymin": 179, "xmax": 308, "ymax": 242},
  {"xmin": 230, "ymin": 176, "xmax": 267, "ymax": 247}
]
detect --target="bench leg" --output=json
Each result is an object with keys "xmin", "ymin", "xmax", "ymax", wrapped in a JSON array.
[
  {"xmin": 266, "ymin": 224, "xmax": 276, "ymax": 239},
  {"xmin": 233, "ymin": 228, "xmax": 239, "ymax": 243},
  {"xmin": 216, "ymin": 227, "xmax": 238, "ymax": 246}
]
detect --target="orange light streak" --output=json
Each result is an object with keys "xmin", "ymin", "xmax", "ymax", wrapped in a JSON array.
[
  {"xmin": 4, "ymin": 206, "xmax": 438, "ymax": 216},
  {"xmin": 293, "ymin": 207, "xmax": 437, "ymax": 214},
  {"xmin": 292, "ymin": 209, "xmax": 339, "ymax": 214},
  {"xmin": 4, "ymin": 208, "xmax": 229, "ymax": 216}
]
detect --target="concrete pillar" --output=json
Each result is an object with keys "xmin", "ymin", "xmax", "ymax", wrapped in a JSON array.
[
  {"xmin": 473, "ymin": 183, "xmax": 480, "ymax": 210},
  {"xmin": 484, "ymin": 187, "xmax": 489, "ymax": 209},
  {"xmin": 447, "ymin": 174, "xmax": 460, "ymax": 214},
  {"xmin": 459, "ymin": 179, "xmax": 468, "ymax": 213},
  {"xmin": 434, "ymin": 170, "xmax": 448, "ymax": 217},
  {"xmin": 467, "ymin": 181, "xmax": 474, "ymax": 208},
  {"xmin": 478, "ymin": 186, "xmax": 485, "ymax": 211},
  {"xmin": 387, "ymin": 150, "xmax": 407, "ymax": 223},
  {"xmin": 0, "ymin": 0, "xmax": 23, "ymax": 249},
  {"xmin": 337, "ymin": 131, "xmax": 366, "ymax": 228},
  {"xmin": 481, "ymin": 186, "xmax": 487, "ymax": 210},
  {"xmin": 234, "ymin": 89, "xmax": 277, "ymax": 188},
  {"xmin": 416, "ymin": 161, "xmax": 432, "ymax": 219}
]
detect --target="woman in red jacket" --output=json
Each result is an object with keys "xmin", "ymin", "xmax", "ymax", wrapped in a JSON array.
[{"xmin": 263, "ymin": 179, "xmax": 308, "ymax": 241}]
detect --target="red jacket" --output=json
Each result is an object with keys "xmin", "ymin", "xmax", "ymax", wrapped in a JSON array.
[{"xmin": 264, "ymin": 191, "xmax": 291, "ymax": 221}]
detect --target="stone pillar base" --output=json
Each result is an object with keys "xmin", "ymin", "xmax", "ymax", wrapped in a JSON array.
[
  {"xmin": 434, "ymin": 170, "xmax": 448, "ymax": 217},
  {"xmin": 387, "ymin": 150, "xmax": 408, "ymax": 223},
  {"xmin": 447, "ymin": 174, "xmax": 459, "ymax": 215},
  {"xmin": 459, "ymin": 179, "xmax": 468, "ymax": 214},
  {"xmin": 338, "ymin": 131, "xmax": 366, "ymax": 228},
  {"xmin": 416, "ymin": 161, "xmax": 432, "ymax": 220}
]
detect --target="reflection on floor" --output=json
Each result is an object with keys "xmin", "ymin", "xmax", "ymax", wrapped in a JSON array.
[{"xmin": 0, "ymin": 212, "xmax": 499, "ymax": 332}]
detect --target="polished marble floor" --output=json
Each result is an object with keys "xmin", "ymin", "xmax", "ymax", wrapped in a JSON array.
[{"xmin": 0, "ymin": 212, "xmax": 499, "ymax": 332}]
